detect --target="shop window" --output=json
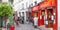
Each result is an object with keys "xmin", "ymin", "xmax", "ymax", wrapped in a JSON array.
[
  {"xmin": 34, "ymin": 12, "xmax": 38, "ymax": 17},
  {"xmin": 48, "ymin": 9, "xmax": 53, "ymax": 15},
  {"xmin": 42, "ymin": 10, "xmax": 45, "ymax": 16},
  {"xmin": 47, "ymin": 8, "xmax": 54, "ymax": 28}
]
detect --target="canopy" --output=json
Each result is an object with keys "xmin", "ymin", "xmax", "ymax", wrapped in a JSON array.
[
  {"xmin": 39, "ymin": 0, "xmax": 56, "ymax": 9},
  {"xmin": 32, "ymin": 5, "xmax": 39, "ymax": 11}
]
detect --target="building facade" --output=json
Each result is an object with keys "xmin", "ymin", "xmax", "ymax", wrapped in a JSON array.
[{"xmin": 13, "ymin": 0, "xmax": 43, "ymax": 23}]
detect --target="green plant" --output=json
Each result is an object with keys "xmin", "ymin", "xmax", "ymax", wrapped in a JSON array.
[{"xmin": 0, "ymin": 3, "xmax": 13, "ymax": 17}]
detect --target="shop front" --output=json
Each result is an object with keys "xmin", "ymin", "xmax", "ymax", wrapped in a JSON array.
[
  {"xmin": 38, "ymin": 0, "xmax": 57, "ymax": 30},
  {"xmin": 32, "ymin": 5, "xmax": 39, "ymax": 26}
]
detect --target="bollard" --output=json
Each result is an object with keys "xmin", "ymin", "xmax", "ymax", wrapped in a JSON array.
[{"xmin": 10, "ymin": 25, "xmax": 14, "ymax": 30}]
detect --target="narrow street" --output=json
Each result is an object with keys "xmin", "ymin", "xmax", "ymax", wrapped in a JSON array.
[
  {"xmin": 0, "ymin": 0, "xmax": 59, "ymax": 30},
  {"xmin": 15, "ymin": 24, "xmax": 39, "ymax": 30}
]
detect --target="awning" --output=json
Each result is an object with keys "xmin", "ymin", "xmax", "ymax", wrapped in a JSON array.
[
  {"xmin": 32, "ymin": 5, "xmax": 39, "ymax": 11},
  {"xmin": 39, "ymin": 0, "xmax": 56, "ymax": 9}
]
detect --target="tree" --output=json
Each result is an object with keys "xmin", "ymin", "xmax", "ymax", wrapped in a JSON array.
[
  {"xmin": 0, "ymin": 3, "xmax": 13, "ymax": 27},
  {"xmin": 0, "ymin": 3, "xmax": 13, "ymax": 17}
]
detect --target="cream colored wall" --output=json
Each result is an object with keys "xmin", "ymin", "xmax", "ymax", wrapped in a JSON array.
[
  {"xmin": 2, "ymin": 0, "xmax": 8, "ymax": 2},
  {"xmin": 58, "ymin": 0, "xmax": 60, "ymax": 30}
]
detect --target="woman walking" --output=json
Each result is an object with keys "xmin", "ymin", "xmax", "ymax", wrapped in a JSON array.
[{"xmin": 33, "ymin": 13, "xmax": 38, "ymax": 28}]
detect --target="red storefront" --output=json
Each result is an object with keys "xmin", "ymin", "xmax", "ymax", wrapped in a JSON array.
[
  {"xmin": 32, "ymin": 0, "xmax": 57, "ymax": 30},
  {"xmin": 32, "ymin": 5, "xmax": 40, "ymax": 26},
  {"xmin": 32, "ymin": 5, "xmax": 39, "ymax": 18}
]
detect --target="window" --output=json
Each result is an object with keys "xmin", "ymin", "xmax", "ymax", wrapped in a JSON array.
[
  {"xmin": 22, "ymin": 3, "xmax": 24, "ymax": 10},
  {"xmin": 34, "ymin": 12, "xmax": 38, "ymax": 17},
  {"xmin": 34, "ymin": 1, "xmax": 37, "ymax": 5},
  {"xmin": 11, "ymin": 0, "xmax": 13, "ymax": 4},
  {"xmin": 42, "ymin": 10, "xmax": 45, "ymax": 16},
  {"xmin": 22, "ymin": 0, "xmax": 23, "ymax": 1},
  {"xmin": 31, "ymin": 3, "xmax": 33, "ymax": 7},
  {"xmin": 9, "ymin": 0, "xmax": 13, "ymax": 4},
  {"xmin": 47, "ymin": 8, "xmax": 53, "ymax": 15},
  {"xmin": 26, "ymin": 2, "xmax": 28, "ymax": 8}
]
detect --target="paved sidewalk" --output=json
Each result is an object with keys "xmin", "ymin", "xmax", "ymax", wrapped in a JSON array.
[
  {"xmin": 15, "ymin": 24, "xmax": 39, "ymax": 30},
  {"xmin": 1, "ymin": 24, "xmax": 53, "ymax": 30},
  {"xmin": 0, "ymin": 28, "xmax": 2, "ymax": 30},
  {"xmin": 2, "ymin": 28, "xmax": 7, "ymax": 30}
]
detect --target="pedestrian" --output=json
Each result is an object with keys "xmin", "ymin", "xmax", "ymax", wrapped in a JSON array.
[
  {"xmin": 32, "ymin": 18, "xmax": 34, "ymax": 26},
  {"xmin": 22, "ymin": 16, "xmax": 24, "ymax": 24},
  {"xmin": 27, "ymin": 17, "xmax": 30, "ymax": 24},
  {"xmin": 17, "ymin": 17, "xmax": 20, "ymax": 25},
  {"xmin": 10, "ymin": 25, "xmax": 14, "ymax": 30},
  {"xmin": 6, "ymin": 19, "xmax": 10, "ymax": 30},
  {"xmin": 33, "ymin": 13, "xmax": 38, "ymax": 28},
  {"xmin": 7, "ymin": 23, "xmax": 11, "ymax": 30}
]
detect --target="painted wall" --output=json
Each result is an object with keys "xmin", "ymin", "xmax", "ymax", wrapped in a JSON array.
[
  {"xmin": 2, "ymin": 0, "xmax": 8, "ymax": 2},
  {"xmin": 58, "ymin": 0, "xmax": 60, "ymax": 30}
]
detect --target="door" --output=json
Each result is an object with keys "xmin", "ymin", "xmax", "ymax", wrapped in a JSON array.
[
  {"xmin": 47, "ymin": 8, "xmax": 53, "ymax": 28},
  {"xmin": 41, "ymin": 10, "xmax": 45, "ymax": 25},
  {"xmin": 45, "ymin": 7, "xmax": 56, "ymax": 29}
]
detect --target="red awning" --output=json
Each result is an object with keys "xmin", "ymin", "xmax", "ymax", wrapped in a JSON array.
[
  {"xmin": 39, "ymin": 0, "xmax": 56, "ymax": 9},
  {"xmin": 52, "ymin": 0, "xmax": 56, "ymax": 6},
  {"xmin": 32, "ymin": 5, "xmax": 39, "ymax": 11}
]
